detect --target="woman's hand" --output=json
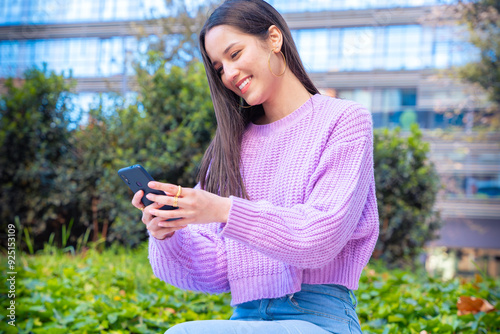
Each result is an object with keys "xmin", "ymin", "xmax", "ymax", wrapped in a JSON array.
[
  {"xmin": 144, "ymin": 182, "xmax": 232, "ymax": 228},
  {"xmin": 131, "ymin": 190, "xmax": 187, "ymax": 240}
]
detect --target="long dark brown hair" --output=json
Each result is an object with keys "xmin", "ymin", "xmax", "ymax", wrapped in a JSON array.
[{"xmin": 197, "ymin": 0, "xmax": 319, "ymax": 198}]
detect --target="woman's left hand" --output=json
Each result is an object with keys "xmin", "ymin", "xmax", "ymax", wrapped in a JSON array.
[{"xmin": 145, "ymin": 181, "xmax": 232, "ymax": 228}]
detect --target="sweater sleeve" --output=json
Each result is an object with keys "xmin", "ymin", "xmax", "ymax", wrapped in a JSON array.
[
  {"xmin": 148, "ymin": 221, "xmax": 230, "ymax": 293},
  {"xmin": 222, "ymin": 105, "xmax": 374, "ymax": 269}
]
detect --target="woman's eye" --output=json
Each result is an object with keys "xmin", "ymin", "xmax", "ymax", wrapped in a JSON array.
[{"xmin": 231, "ymin": 50, "xmax": 241, "ymax": 59}]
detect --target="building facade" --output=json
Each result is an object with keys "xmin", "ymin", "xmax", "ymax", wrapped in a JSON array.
[{"xmin": 1, "ymin": 0, "xmax": 499, "ymax": 275}]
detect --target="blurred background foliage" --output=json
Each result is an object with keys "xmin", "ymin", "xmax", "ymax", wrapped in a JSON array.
[
  {"xmin": 456, "ymin": 0, "xmax": 500, "ymax": 109},
  {"xmin": 372, "ymin": 125, "xmax": 441, "ymax": 266},
  {"xmin": 0, "ymin": 67, "xmax": 77, "ymax": 245},
  {"xmin": 1, "ymin": 59, "xmax": 215, "ymax": 249},
  {"xmin": 428, "ymin": 0, "xmax": 500, "ymax": 127},
  {"xmin": 0, "ymin": 59, "xmax": 440, "ymax": 266}
]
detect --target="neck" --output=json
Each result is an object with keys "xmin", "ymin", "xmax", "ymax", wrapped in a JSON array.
[{"xmin": 258, "ymin": 72, "xmax": 313, "ymax": 125}]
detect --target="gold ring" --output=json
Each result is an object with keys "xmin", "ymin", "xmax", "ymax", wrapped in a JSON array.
[
  {"xmin": 139, "ymin": 207, "xmax": 144, "ymax": 212},
  {"xmin": 173, "ymin": 185, "xmax": 182, "ymax": 208}
]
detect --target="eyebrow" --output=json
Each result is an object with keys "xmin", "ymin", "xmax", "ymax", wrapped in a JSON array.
[{"xmin": 211, "ymin": 42, "xmax": 238, "ymax": 67}]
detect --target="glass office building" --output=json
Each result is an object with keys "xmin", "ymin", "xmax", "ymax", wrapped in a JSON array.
[
  {"xmin": 1, "ymin": 0, "xmax": 499, "ymax": 274},
  {"xmin": 0, "ymin": 0, "xmax": 479, "ymax": 127}
]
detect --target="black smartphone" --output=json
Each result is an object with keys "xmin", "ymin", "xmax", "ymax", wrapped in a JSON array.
[{"xmin": 118, "ymin": 164, "xmax": 177, "ymax": 211}]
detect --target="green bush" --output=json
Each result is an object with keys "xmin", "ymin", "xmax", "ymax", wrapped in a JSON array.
[
  {"xmin": 63, "ymin": 62, "xmax": 216, "ymax": 247},
  {"xmin": 1, "ymin": 63, "xmax": 215, "ymax": 250},
  {"xmin": 373, "ymin": 124, "xmax": 442, "ymax": 265},
  {"xmin": 1, "ymin": 247, "xmax": 498, "ymax": 333},
  {"xmin": 0, "ymin": 65, "xmax": 77, "ymax": 246}
]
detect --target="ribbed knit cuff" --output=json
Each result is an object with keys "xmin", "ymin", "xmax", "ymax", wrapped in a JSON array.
[
  {"xmin": 222, "ymin": 196, "xmax": 262, "ymax": 243},
  {"xmin": 148, "ymin": 231, "xmax": 192, "ymax": 289},
  {"xmin": 148, "ymin": 230, "xmax": 183, "ymax": 260}
]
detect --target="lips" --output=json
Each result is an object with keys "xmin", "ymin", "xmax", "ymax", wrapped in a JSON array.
[{"xmin": 236, "ymin": 76, "xmax": 252, "ymax": 94}]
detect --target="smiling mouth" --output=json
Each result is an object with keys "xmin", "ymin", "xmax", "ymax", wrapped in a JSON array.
[{"xmin": 237, "ymin": 77, "xmax": 251, "ymax": 91}]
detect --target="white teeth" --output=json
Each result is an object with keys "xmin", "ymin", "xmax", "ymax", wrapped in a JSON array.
[{"xmin": 238, "ymin": 77, "xmax": 251, "ymax": 90}]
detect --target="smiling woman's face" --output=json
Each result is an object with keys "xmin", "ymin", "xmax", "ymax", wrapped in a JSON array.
[{"xmin": 204, "ymin": 25, "xmax": 282, "ymax": 107}]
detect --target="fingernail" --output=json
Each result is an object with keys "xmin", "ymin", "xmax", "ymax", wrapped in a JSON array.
[{"xmin": 148, "ymin": 181, "xmax": 156, "ymax": 188}]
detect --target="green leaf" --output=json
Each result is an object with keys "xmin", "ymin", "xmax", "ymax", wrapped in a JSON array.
[{"xmin": 388, "ymin": 314, "xmax": 407, "ymax": 324}]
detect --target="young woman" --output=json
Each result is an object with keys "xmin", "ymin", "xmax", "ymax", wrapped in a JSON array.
[{"xmin": 131, "ymin": 0, "xmax": 379, "ymax": 333}]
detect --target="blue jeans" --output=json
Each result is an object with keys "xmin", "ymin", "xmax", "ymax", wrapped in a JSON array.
[{"xmin": 166, "ymin": 284, "xmax": 363, "ymax": 334}]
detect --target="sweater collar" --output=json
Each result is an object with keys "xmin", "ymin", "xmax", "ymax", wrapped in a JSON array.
[{"xmin": 246, "ymin": 94, "xmax": 319, "ymax": 137}]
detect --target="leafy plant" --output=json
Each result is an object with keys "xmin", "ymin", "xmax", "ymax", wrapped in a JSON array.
[
  {"xmin": 373, "ymin": 124, "xmax": 442, "ymax": 265},
  {"xmin": 1, "ymin": 247, "xmax": 497, "ymax": 333},
  {"xmin": 358, "ymin": 262, "xmax": 499, "ymax": 333},
  {"xmin": 0, "ymin": 244, "xmax": 232, "ymax": 334},
  {"xmin": 83, "ymin": 62, "xmax": 216, "ymax": 247},
  {"xmin": 1, "ymin": 61, "xmax": 215, "ymax": 250},
  {"xmin": 0, "ymin": 65, "xmax": 77, "ymax": 250}
]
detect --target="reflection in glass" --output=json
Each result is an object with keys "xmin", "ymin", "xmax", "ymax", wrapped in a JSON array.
[{"xmin": 267, "ymin": 0, "xmax": 453, "ymax": 12}]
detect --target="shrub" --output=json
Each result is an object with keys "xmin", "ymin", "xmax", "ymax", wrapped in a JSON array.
[
  {"xmin": 372, "ymin": 124, "xmax": 442, "ymax": 265},
  {"xmin": 2, "ymin": 63, "xmax": 215, "ymax": 250},
  {"xmin": 0, "ymin": 65, "xmax": 77, "ymax": 249}
]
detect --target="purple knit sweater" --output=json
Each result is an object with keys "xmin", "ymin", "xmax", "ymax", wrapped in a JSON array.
[{"xmin": 148, "ymin": 94, "xmax": 379, "ymax": 306}]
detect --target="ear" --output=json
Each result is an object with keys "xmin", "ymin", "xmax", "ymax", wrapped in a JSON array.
[{"xmin": 267, "ymin": 25, "xmax": 283, "ymax": 52}]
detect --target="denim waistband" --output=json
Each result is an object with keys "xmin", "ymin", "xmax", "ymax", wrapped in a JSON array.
[
  {"xmin": 231, "ymin": 283, "xmax": 363, "ymax": 333},
  {"xmin": 292, "ymin": 283, "xmax": 358, "ymax": 308}
]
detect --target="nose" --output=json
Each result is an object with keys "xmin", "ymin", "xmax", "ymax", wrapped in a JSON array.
[{"xmin": 223, "ymin": 63, "xmax": 239, "ymax": 84}]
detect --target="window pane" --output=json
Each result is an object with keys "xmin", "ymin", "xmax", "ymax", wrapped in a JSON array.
[
  {"xmin": 0, "ymin": 0, "xmax": 22, "ymax": 24},
  {"xmin": 296, "ymin": 29, "xmax": 329, "ymax": 72},
  {"xmin": 403, "ymin": 26, "xmax": 422, "ymax": 70},
  {"xmin": 382, "ymin": 89, "xmax": 402, "ymax": 112},
  {"xmin": 386, "ymin": 26, "xmax": 405, "ymax": 70},
  {"xmin": 0, "ymin": 42, "xmax": 19, "ymax": 77},
  {"xmin": 341, "ymin": 28, "xmax": 375, "ymax": 71},
  {"xmin": 296, "ymin": 30, "xmax": 315, "ymax": 71},
  {"xmin": 328, "ymin": 29, "xmax": 341, "ymax": 72},
  {"xmin": 267, "ymin": 0, "xmax": 448, "ymax": 12}
]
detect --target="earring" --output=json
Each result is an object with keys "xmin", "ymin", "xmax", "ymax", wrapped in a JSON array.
[{"xmin": 268, "ymin": 48, "xmax": 286, "ymax": 77}]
